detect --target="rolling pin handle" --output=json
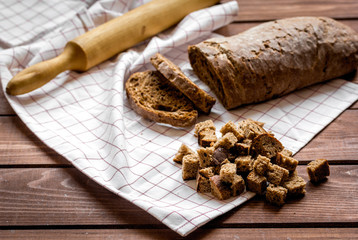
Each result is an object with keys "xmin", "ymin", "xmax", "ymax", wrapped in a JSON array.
[{"xmin": 6, "ymin": 43, "xmax": 85, "ymax": 95}]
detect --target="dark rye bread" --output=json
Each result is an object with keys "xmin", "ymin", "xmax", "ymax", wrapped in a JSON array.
[
  {"xmin": 150, "ymin": 53, "xmax": 216, "ymax": 113},
  {"xmin": 125, "ymin": 70, "xmax": 198, "ymax": 127},
  {"xmin": 188, "ymin": 16, "xmax": 358, "ymax": 109}
]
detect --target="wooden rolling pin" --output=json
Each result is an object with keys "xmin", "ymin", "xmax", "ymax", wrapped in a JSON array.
[{"xmin": 6, "ymin": 0, "xmax": 220, "ymax": 95}]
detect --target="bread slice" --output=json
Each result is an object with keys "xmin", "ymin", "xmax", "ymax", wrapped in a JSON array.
[
  {"xmin": 125, "ymin": 70, "xmax": 198, "ymax": 127},
  {"xmin": 150, "ymin": 53, "xmax": 216, "ymax": 113}
]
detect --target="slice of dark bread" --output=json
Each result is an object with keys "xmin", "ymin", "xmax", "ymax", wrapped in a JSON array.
[
  {"xmin": 150, "ymin": 53, "xmax": 216, "ymax": 114},
  {"xmin": 125, "ymin": 70, "xmax": 198, "ymax": 127}
]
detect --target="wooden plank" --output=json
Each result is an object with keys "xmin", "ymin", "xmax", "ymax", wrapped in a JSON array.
[
  {"xmin": 352, "ymin": 102, "xmax": 358, "ymax": 109},
  {"xmin": 0, "ymin": 117, "xmax": 69, "ymax": 165},
  {"xmin": 222, "ymin": 0, "xmax": 358, "ymax": 22},
  {"xmin": 1, "ymin": 109, "xmax": 358, "ymax": 166},
  {"xmin": 212, "ymin": 165, "xmax": 358, "ymax": 226},
  {"xmin": 0, "ymin": 90, "xmax": 15, "ymax": 115},
  {"xmin": 295, "ymin": 110, "xmax": 358, "ymax": 161},
  {"xmin": 0, "ymin": 168, "xmax": 160, "ymax": 226},
  {"xmin": 215, "ymin": 19, "xmax": 358, "ymax": 36},
  {"xmin": 1, "ymin": 228, "xmax": 358, "ymax": 240},
  {"xmin": 0, "ymin": 165, "xmax": 357, "ymax": 226}
]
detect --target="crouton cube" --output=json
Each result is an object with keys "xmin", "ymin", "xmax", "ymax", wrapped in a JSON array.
[
  {"xmin": 197, "ymin": 147, "xmax": 215, "ymax": 168},
  {"xmin": 173, "ymin": 144, "xmax": 194, "ymax": 163},
  {"xmin": 211, "ymin": 147, "xmax": 230, "ymax": 166},
  {"xmin": 280, "ymin": 148, "xmax": 293, "ymax": 157},
  {"xmin": 307, "ymin": 159, "xmax": 330, "ymax": 183},
  {"xmin": 231, "ymin": 142, "xmax": 251, "ymax": 156},
  {"xmin": 283, "ymin": 174, "xmax": 306, "ymax": 196},
  {"xmin": 238, "ymin": 119, "xmax": 266, "ymax": 139},
  {"xmin": 220, "ymin": 121, "xmax": 244, "ymax": 140},
  {"xmin": 235, "ymin": 155, "xmax": 254, "ymax": 174},
  {"xmin": 196, "ymin": 174, "xmax": 211, "ymax": 193},
  {"xmin": 231, "ymin": 175, "xmax": 245, "ymax": 197},
  {"xmin": 220, "ymin": 163, "xmax": 237, "ymax": 183},
  {"xmin": 213, "ymin": 132, "xmax": 238, "ymax": 149},
  {"xmin": 196, "ymin": 167, "xmax": 215, "ymax": 193},
  {"xmin": 267, "ymin": 164, "xmax": 289, "ymax": 185},
  {"xmin": 198, "ymin": 129, "xmax": 217, "ymax": 147},
  {"xmin": 199, "ymin": 167, "xmax": 215, "ymax": 178},
  {"xmin": 246, "ymin": 171, "xmax": 267, "ymax": 194},
  {"xmin": 276, "ymin": 152, "xmax": 298, "ymax": 172},
  {"xmin": 182, "ymin": 154, "xmax": 199, "ymax": 180},
  {"xmin": 210, "ymin": 175, "xmax": 231, "ymax": 200},
  {"xmin": 194, "ymin": 119, "xmax": 215, "ymax": 137},
  {"xmin": 253, "ymin": 155, "xmax": 271, "ymax": 175},
  {"xmin": 266, "ymin": 184, "xmax": 288, "ymax": 206},
  {"xmin": 252, "ymin": 133, "xmax": 284, "ymax": 159}
]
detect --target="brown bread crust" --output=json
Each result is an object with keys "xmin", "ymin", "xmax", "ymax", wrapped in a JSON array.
[
  {"xmin": 151, "ymin": 53, "xmax": 216, "ymax": 113},
  {"xmin": 125, "ymin": 70, "xmax": 198, "ymax": 127},
  {"xmin": 188, "ymin": 17, "xmax": 358, "ymax": 109}
]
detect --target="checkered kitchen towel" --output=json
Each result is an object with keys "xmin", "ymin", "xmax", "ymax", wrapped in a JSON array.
[{"xmin": 1, "ymin": 0, "xmax": 358, "ymax": 236}]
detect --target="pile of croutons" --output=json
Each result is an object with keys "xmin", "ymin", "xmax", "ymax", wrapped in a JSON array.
[{"xmin": 174, "ymin": 119, "xmax": 329, "ymax": 206}]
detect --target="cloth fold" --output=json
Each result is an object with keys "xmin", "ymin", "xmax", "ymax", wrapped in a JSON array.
[{"xmin": 1, "ymin": 0, "xmax": 357, "ymax": 236}]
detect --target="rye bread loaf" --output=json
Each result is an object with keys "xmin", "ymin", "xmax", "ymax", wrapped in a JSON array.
[
  {"xmin": 125, "ymin": 70, "xmax": 198, "ymax": 127},
  {"xmin": 150, "ymin": 53, "xmax": 216, "ymax": 113},
  {"xmin": 188, "ymin": 16, "xmax": 358, "ymax": 109}
]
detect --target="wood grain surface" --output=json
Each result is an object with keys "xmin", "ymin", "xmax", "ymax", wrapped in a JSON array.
[
  {"xmin": 0, "ymin": 165, "xmax": 357, "ymax": 227},
  {"xmin": 1, "ymin": 0, "xmax": 358, "ymax": 239},
  {"xmin": 1, "ymin": 228, "xmax": 358, "ymax": 240},
  {"xmin": 227, "ymin": 0, "xmax": 358, "ymax": 21},
  {"xmin": 1, "ymin": 109, "xmax": 357, "ymax": 165}
]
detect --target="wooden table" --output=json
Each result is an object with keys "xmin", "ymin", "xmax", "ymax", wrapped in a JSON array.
[{"xmin": 1, "ymin": 0, "xmax": 358, "ymax": 239}]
